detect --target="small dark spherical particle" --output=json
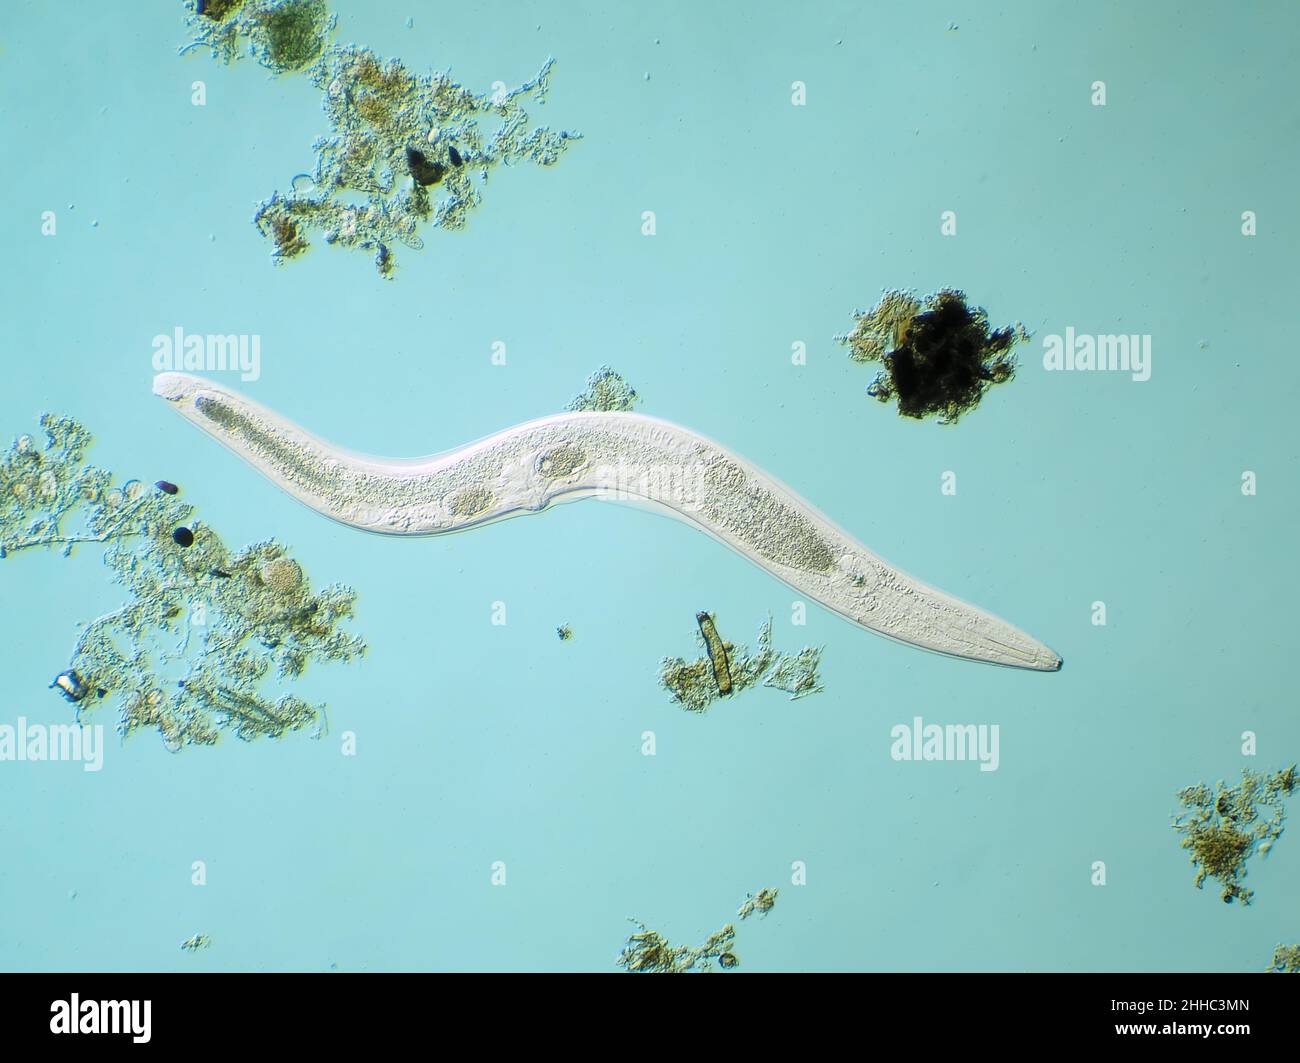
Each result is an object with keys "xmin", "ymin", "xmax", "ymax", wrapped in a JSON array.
[
  {"xmin": 155, "ymin": 480, "xmax": 179, "ymax": 495},
  {"xmin": 173, "ymin": 527, "xmax": 195, "ymax": 547}
]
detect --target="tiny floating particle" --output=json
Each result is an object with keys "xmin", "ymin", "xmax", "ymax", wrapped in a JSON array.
[
  {"xmin": 180, "ymin": 933, "xmax": 213, "ymax": 952},
  {"xmin": 50, "ymin": 670, "xmax": 89, "ymax": 703},
  {"xmin": 737, "ymin": 887, "xmax": 779, "ymax": 920},
  {"xmin": 173, "ymin": 527, "xmax": 195, "ymax": 547},
  {"xmin": 155, "ymin": 480, "xmax": 179, "ymax": 495},
  {"xmin": 557, "ymin": 624, "xmax": 573, "ymax": 641},
  {"xmin": 836, "ymin": 289, "xmax": 1027, "ymax": 423}
]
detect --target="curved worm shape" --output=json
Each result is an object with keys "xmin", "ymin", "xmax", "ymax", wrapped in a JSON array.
[{"xmin": 153, "ymin": 372, "xmax": 1061, "ymax": 671}]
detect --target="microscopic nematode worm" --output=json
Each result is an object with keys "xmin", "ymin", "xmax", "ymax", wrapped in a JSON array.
[{"xmin": 154, "ymin": 372, "xmax": 1062, "ymax": 671}]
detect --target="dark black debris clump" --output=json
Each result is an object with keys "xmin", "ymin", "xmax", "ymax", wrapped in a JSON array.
[
  {"xmin": 196, "ymin": 0, "xmax": 245, "ymax": 21},
  {"xmin": 838, "ymin": 289, "xmax": 1027, "ymax": 424},
  {"xmin": 406, "ymin": 147, "xmax": 445, "ymax": 187}
]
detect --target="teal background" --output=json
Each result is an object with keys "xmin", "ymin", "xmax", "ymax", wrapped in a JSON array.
[{"xmin": 1, "ymin": 0, "xmax": 1297, "ymax": 971}]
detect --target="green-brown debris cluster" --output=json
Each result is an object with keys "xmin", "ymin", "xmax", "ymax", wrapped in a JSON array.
[
  {"xmin": 1, "ymin": 415, "xmax": 365, "ymax": 750},
  {"xmin": 182, "ymin": 1, "xmax": 579, "ymax": 275},
  {"xmin": 837, "ymin": 289, "xmax": 1027, "ymax": 423},
  {"xmin": 1268, "ymin": 945, "xmax": 1300, "ymax": 973},
  {"xmin": 659, "ymin": 614, "xmax": 822, "ymax": 712},
  {"xmin": 566, "ymin": 366, "xmax": 639, "ymax": 413},
  {"xmin": 256, "ymin": 0, "xmax": 330, "ymax": 72},
  {"xmin": 188, "ymin": 0, "xmax": 332, "ymax": 73},
  {"xmin": 617, "ymin": 888, "xmax": 779, "ymax": 973},
  {"xmin": 1172, "ymin": 766, "xmax": 1297, "ymax": 905},
  {"xmin": 737, "ymin": 887, "xmax": 779, "ymax": 920},
  {"xmin": 180, "ymin": 933, "xmax": 213, "ymax": 952}
]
